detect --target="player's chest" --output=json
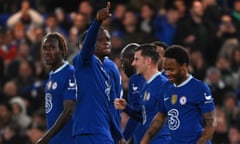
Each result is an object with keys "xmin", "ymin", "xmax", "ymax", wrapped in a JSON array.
[
  {"xmin": 164, "ymin": 88, "xmax": 196, "ymax": 110},
  {"xmin": 45, "ymin": 79, "xmax": 63, "ymax": 95},
  {"xmin": 140, "ymin": 85, "xmax": 160, "ymax": 106}
]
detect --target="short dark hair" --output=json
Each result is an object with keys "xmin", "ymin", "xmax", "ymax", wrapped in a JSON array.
[
  {"xmin": 164, "ymin": 45, "xmax": 190, "ymax": 66},
  {"xmin": 151, "ymin": 41, "xmax": 168, "ymax": 50},
  {"xmin": 135, "ymin": 43, "xmax": 159, "ymax": 65},
  {"xmin": 120, "ymin": 43, "xmax": 140, "ymax": 61}
]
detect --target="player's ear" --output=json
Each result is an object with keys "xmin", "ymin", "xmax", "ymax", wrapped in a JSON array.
[{"xmin": 146, "ymin": 57, "xmax": 151, "ymax": 64}]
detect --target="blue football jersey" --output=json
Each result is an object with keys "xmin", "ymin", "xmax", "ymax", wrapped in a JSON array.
[
  {"xmin": 104, "ymin": 57, "xmax": 123, "ymax": 142},
  {"xmin": 133, "ymin": 72, "xmax": 170, "ymax": 144},
  {"xmin": 45, "ymin": 62, "xmax": 77, "ymax": 144},
  {"xmin": 159, "ymin": 75, "xmax": 215, "ymax": 144},
  {"xmin": 72, "ymin": 19, "xmax": 113, "ymax": 142},
  {"xmin": 123, "ymin": 74, "xmax": 145, "ymax": 140}
]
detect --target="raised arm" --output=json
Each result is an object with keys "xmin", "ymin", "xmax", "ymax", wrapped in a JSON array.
[{"xmin": 79, "ymin": 2, "xmax": 111, "ymax": 62}]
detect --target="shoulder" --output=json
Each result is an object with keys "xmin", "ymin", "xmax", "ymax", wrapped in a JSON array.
[
  {"xmin": 65, "ymin": 63, "xmax": 75, "ymax": 71},
  {"xmin": 130, "ymin": 74, "xmax": 145, "ymax": 82},
  {"xmin": 190, "ymin": 77, "xmax": 211, "ymax": 92},
  {"xmin": 104, "ymin": 57, "xmax": 117, "ymax": 67},
  {"xmin": 61, "ymin": 63, "xmax": 76, "ymax": 77}
]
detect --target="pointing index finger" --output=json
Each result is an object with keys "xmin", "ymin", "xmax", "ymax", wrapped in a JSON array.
[{"xmin": 106, "ymin": 1, "xmax": 111, "ymax": 12}]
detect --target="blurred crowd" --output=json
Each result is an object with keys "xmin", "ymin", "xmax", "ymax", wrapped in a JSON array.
[{"xmin": 0, "ymin": 0, "xmax": 240, "ymax": 143}]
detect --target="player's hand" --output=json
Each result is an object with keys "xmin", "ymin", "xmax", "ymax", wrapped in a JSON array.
[
  {"xmin": 96, "ymin": 2, "xmax": 111, "ymax": 21},
  {"xmin": 114, "ymin": 98, "xmax": 127, "ymax": 110},
  {"xmin": 118, "ymin": 137, "xmax": 126, "ymax": 144}
]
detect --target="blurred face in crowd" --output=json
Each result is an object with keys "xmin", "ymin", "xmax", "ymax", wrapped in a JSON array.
[
  {"xmin": 166, "ymin": 8, "xmax": 180, "ymax": 25},
  {"xmin": 74, "ymin": 13, "xmax": 87, "ymax": 31},
  {"xmin": 228, "ymin": 127, "xmax": 240, "ymax": 143},
  {"xmin": 234, "ymin": 1, "xmax": 240, "ymax": 13},
  {"xmin": 21, "ymin": 0, "xmax": 30, "ymax": 10},
  {"xmin": 123, "ymin": 11, "xmax": 137, "ymax": 26},
  {"xmin": 19, "ymin": 60, "xmax": 33, "ymax": 79},
  {"xmin": 114, "ymin": 4, "xmax": 126, "ymax": 19},
  {"xmin": 3, "ymin": 81, "xmax": 17, "ymax": 97},
  {"xmin": 190, "ymin": 1, "xmax": 204, "ymax": 17},
  {"xmin": 141, "ymin": 4, "xmax": 154, "ymax": 19},
  {"xmin": 78, "ymin": 1, "xmax": 93, "ymax": 17},
  {"xmin": 0, "ymin": 104, "xmax": 11, "ymax": 124},
  {"xmin": 174, "ymin": 0, "xmax": 186, "ymax": 14},
  {"xmin": 46, "ymin": 16, "xmax": 58, "ymax": 29}
]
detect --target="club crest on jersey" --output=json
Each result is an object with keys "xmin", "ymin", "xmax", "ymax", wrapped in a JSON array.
[
  {"xmin": 179, "ymin": 96, "xmax": 187, "ymax": 105},
  {"xmin": 143, "ymin": 91, "xmax": 150, "ymax": 101},
  {"xmin": 52, "ymin": 82, "xmax": 57, "ymax": 90},
  {"xmin": 47, "ymin": 81, "xmax": 52, "ymax": 90},
  {"xmin": 171, "ymin": 94, "xmax": 178, "ymax": 105}
]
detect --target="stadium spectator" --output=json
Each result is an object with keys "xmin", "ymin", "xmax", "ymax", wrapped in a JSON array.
[
  {"xmin": 174, "ymin": 0, "xmax": 209, "ymax": 59},
  {"xmin": 10, "ymin": 96, "xmax": 32, "ymax": 129},
  {"xmin": 6, "ymin": 0, "xmax": 44, "ymax": 30}
]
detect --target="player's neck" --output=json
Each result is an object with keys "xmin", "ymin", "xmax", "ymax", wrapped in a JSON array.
[
  {"xmin": 175, "ymin": 73, "xmax": 189, "ymax": 86},
  {"xmin": 52, "ymin": 60, "xmax": 64, "ymax": 71},
  {"xmin": 96, "ymin": 55, "xmax": 105, "ymax": 63},
  {"xmin": 143, "ymin": 67, "xmax": 158, "ymax": 82}
]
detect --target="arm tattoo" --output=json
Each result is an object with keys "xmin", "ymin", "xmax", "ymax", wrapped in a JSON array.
[
  {"xmin": 145, "ymin": 113, "xmax": 166, "ymax": 139},
  {"xmin": 197, "ymin": 111, "xmax": 216, "ymax": 144}
]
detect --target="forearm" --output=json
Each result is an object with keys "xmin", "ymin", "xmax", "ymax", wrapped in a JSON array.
[
  {"xmin": 28, "ymin": 9, "xmax": 44, "ymax": 26},
  {"xmin": 44, "ymin": 100, "xmax": 75, "ymax": 139},
  {"xmin": 196, "ymin": 111, "xmax": 216, "ymax": 144},
  {"xmin": 141, "ymin": 112, "xmax": 166, "ymax": 144},
  {"xmin": 7, "ymin": 12, "xmax": 22, "ymax": 28}
]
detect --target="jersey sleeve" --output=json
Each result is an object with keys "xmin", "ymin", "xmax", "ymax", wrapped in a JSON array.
[
  {"xmin": 124, "ymin": 104, "xmax": 143, "ymax": 122},
  {"xmin": 109, "ymin": 111, "xmax": 123, "ymax": 140},
  {"xmin": 123, "ymin": 118, "xmax": 139, "ymax": 140},
  {"xmin": 74, "ymin": 19, "xmax": 101, "ymax": 65},
  {"xmin": 196, "ymin": 82, "xmax": 215, "ymax": 114},
  {"xmin": 63, "ymin": 68, "xmax": 77, "ymax": 101}
]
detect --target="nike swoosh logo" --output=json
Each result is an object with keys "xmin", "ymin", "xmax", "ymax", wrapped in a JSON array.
[{"xmin": 164, "ymin": 97, "xmax": 169, "ymax": 101}]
